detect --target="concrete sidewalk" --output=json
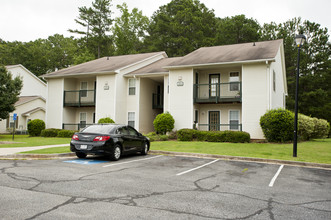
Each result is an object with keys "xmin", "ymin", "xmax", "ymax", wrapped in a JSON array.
[{"xmin": 0, "ymin": 144, "xmax": 69, "ymax": 156}]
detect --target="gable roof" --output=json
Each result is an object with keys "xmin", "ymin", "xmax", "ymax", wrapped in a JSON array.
[
  {"xmin": 164, "ymin": 39, "xmax": 283, "ymax": 69},
  {"xmin": 6, "ymin": 64, "xmax": 47, "ymax": 86},
  {"xmin": 125, "ymin": 57, "xmax": 182, "ymax": 76},
  {"xmin": 41, "ymin": 52, "xmax": 166, "ymax": 78}
]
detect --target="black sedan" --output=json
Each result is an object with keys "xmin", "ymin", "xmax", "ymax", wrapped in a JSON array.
[{"xmin": 70, "ymin": 124, "xmax": 150, "ymax": 160}]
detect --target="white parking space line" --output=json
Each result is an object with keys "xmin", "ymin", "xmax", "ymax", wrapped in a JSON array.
[
  {"xmin": 176, "ymin": 159, "xmax": 219, "ymax": 176},
  {"xmin": 102, "ymin": 155, "xmax": 163, "ymax": 168},
  {"xmin": 269, "ymin": 165, "xmax": 284, "ymax": 187}
]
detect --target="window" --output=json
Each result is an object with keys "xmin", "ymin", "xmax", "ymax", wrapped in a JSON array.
[
  {"xmin": 230, "ymin": 72, "xmax": 240, "ymax": 91},
  {"xmin": 9, "ymin": 116, "xmax": 15, "ymax": 128},
  {"xmin": 127, "ymin": 126, "xmax": 138, "ymax": 136},
  {"xmin": 80, "ymin": 112, "xmax": 87, "ymax": 129},
  {"xmin": 128, "ymin": 79, "xmax": 136, "ymax": 95},
  {"xmin": 229, "ymin": 110, "xmax": 240, "ymax": 130},
  {"xmin": 128, "ymin": 112, "xmax": 135, "ymax": 127},
  {"xmin": 81, "ymin": 82, "xmax": 88, "ymax": 97},
  {"xmin": 273, "ymin": 71, "xmax": 276, "ymax": 92}
]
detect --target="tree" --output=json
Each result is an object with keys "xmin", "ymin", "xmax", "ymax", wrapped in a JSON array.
[
  {"xmin": 69, "ymin": 0, "xmax": 113, "ymax": 58},
  {"xmin": 216, "ymin": 15, "xmax": 261, "ymax": 45},
  {"xmin": 144, "ymin": 0, "xmax": 217, "ymax": 57},
  {"xmin": 260, "ymin": 17, "xmax": 331, "ymax": 124},
  {"xmin": 0, "ymin": 65, "xmax": 23, "ymax": 120},
  {"xmin": 113, "ymin": 3, "xmax": 149, "ymax": 55}
]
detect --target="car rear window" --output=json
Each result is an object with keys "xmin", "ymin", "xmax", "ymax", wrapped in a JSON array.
[{"xmin": 81, "ymin": 125, "xmax": 117, "ymax": 134}]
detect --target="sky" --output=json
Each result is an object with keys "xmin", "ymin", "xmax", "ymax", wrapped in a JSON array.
[{"xmin": 1, "ymin": 0, "xmax": 330, "ymax": 42}]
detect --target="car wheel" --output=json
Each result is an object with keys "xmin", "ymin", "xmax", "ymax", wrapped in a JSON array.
[
  {"xmin": 76, "ymin": 152, "xmax": 87, "ymax": 158},
  {"xmin": 141, "ymin": 142, "xmax": 149, "ymax": 155},
  {"xmin": 110, "ymin": 145, "xmax": 121, "ymax": 161}
]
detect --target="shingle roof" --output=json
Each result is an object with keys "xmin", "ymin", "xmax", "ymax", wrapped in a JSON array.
[
  {"xmin": 165, "ymin": 39, "xmax": 283, "ymax": 68},
  {"xmin": 42, "ymin": 51, "xmax": 165, "ymax": 78},
  {"xmin": 126, "ymin": 57, "xmax": 182, "ymax": 76}
]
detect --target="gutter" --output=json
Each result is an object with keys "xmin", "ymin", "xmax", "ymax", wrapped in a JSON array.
[
  {"xmin": 42, "ymin": 71, "xmax": 117, "ymax": 79},
  {"xmin": 163, "ymin": 58, "xmax": 276, "ymax": 70}
]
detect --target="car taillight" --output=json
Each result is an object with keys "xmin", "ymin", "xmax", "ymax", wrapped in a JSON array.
[
  {"xmin": 93, "ymin": 136, "xmax": 111, "ymax": 141},
  {"xmin": 72, "ymin": 134, "xmax": 79, "ymax": 141}
]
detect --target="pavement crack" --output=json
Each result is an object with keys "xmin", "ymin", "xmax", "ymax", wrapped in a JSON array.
[{"xmin": 25, "ymin": 197, "xmax": 76, "ymax": 220}]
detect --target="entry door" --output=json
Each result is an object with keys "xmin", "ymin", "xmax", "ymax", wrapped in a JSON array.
[
  {"xmin": 209, "ymin": 111, "xmax": 220, "ymax": 131},
  {"xmin": 209, "ymin": 74, "xmax": 220, "ymax": 97}
]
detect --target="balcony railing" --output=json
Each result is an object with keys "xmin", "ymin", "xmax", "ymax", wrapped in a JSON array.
[
  {"xmin": 152, "ymin": 93, "xmax": 163, "ymax": 109},
  {"xmin": 193, "ymin": 82, "xmax": 241, "ymax": 103},
  {"xmin": 64, "ymin": 90, "xmax": 96, "ymax": 107},
  {"xmin": 62, "ymin": 123, "xmax": 94, "ymax": 131},
  {"xmin": 197, "ymin": 123, "xmax": 242, "ymax": 131}
]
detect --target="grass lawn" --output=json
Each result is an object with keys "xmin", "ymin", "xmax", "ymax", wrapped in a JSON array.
[
  {"xmin": 15, "ymin": 138, "xmax": 331, "ymax": 164},
  {"xmin": 0, "ymin": 135, "xmax": 71, "ymax": 148},
  {"xmin": 20, "ymin": 146, "xmax": 71, "ymax": 154},
  {"xmin": 151, "ymin": 139, "xmax": 331, "ymax": 164}
]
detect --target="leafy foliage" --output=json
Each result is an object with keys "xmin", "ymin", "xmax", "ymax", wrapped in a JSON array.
[
  {"xmin": 57, "ymin": 130, "xmax": 77, "ymax": 138},
  {"xmin": 41, "ymin": 128, "xmax": 61, "ymax": 137},
  {"xmin": 27, "ymin": 119, "xmax": 45, "ymax": 137},
  {"xmin": 260, "ymin": 109, "xmax": 294, "ymax": 142},
  {"xmin": 98, "ymin": 117, "xmax": 115, "ymax": 123},
  {"xmin": 0, "ymin": 66, "xmax": 23, "ymax": 120},
  {"xmin": 144, "ymin": 0, "xmax": 217, "ymax": 56},
  {"xmin": 153, "ymin": 112, "xmax": 175, "ymax": 134}
]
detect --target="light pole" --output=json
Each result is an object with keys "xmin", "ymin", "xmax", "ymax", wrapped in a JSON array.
[{"xmin": 293, "ymin": 34, "xmax": 306, "ymax": 157}]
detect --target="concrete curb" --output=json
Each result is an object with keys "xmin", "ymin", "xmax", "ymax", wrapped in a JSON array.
[
  {"xmin": 0, "ymin": 150, "xmax": 330, "ymax": 170},
  {"xmin": 149, "ymin": 150, "xmax": 331, "ymax": 170}
]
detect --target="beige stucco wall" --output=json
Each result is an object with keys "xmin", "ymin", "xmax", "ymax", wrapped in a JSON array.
[
  {"xmin": 7, "ymin": 65, "xmax": 47, "ymax": 98},
  {"xmin": 46, "ymin": 78, "xmax": 64, "ymax": 129},
  {"xmin": 95, "ymin": 74, "xmax": 115, "ymax": 121},
  {"xmin": 242, "ymin": 63, "xmax": 269, "ymax": 139},
  {"xmin": 169, "ymin": 68, "xmax": 194, "ymax": 130},
  {"xmin": 138, "ymin": 78, "xmax": 163, "ymax": 133}
]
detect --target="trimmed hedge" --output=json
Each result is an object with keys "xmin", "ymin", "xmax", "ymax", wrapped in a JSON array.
[
  {"xmin": 41, "ymin": 128, "xmax": 61, "ymax": 137},
  {"xmin": 27, "ymin": 119, "xmax": 45, "ymax": 136},
  {"xmin": 153, "ymin": 112, "xmax": 175, "ymax": 134},
  {"xmin": 98, "ymin": 117, "xmax": 115, "ymax": 124},
  {"xmin": 177, "ymin": 129, "xmax": 250, "ymax": 143},
  {"xmin": 260, "ymin": 109, "xmax": 294, "ymax": 142},
  {"xmin": 57, "ymin": 130, "xmax": 76, "ymax": 138}
]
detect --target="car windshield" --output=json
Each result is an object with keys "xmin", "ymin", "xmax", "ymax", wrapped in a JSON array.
[{"xmin": 81, "ymin": 124, "xmax": 117, "ymax": 134}]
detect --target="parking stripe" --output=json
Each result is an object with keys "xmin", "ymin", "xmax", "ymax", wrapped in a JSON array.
[
  {"xmin": 269, "ymin": 165, "xmax": 284, "ymax": 187},
  {"xmin": 176, "ymin": 159, "xmax": 219, "ymax": 176},
  {"xmin": 102, "ymin": 155, "xmax": 163, "ymax": 167}
]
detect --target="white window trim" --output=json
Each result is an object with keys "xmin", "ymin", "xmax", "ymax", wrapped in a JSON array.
[
  {"xmin": 228, "ymin": 109, "xmax": 240, "ymax": 131},
  {"xmin": 229, "ymin": 71, "xmax": 240, "ymax": 92},
  {"xmin": 80, "ymin": 112, "xmax": 87, "ymax": 124},
  {"xmin": 128, "ymin": 78, "xmax": 136, "ymax": 95},
  {"xmin": 80, "ymin": 81, "xmax": 88, "ymax": 97},
  {"xmin": 128, "ymin": 112, "xmax": 135, "ymax": 128},
  {"xmin": 273, "ymin": 70, "xmax": 276, "ymax": 92}
]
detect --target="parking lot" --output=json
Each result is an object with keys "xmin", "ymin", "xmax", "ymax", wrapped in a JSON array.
[{"xmin": 1, "ymin": 154, "xmax": 330, "ymax": 219}]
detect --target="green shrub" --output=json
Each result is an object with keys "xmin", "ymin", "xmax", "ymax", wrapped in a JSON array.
[
  {"xmin": 225, "ymin": 131, "xmax": 250, "ymax": 143},
  {"xmin": 196, "ymin": 131, "xmax": 209, "ymax": 141},
  {"xmin": 260, "ymin": 108, "xmax": 294, "ymax": 142},
  {"xmin": 57, "ymin": 130, "xmax": 76, "ymax": 138},
  {"xmin": 298, "ymin": 114, "xmax": 314, "ymax": 141},
  {"xmin": 168, "ymin": 131, "xmax": 177, "ymax": 140},
  {"xmin": 153, "ymin": 112, "xmax": 175, "ymax": 134},
  {"xmin": 27, "ymin": 119, "xmax": 45, "ymax": 136},
  {"xmin": 41, "ymin": 128, "xmax": 60, "ymax": 137},
  {"xmin": 311, "ymin": 118, "xmax": 330, "ymax": 139},
  {"xmin": 159, "ymin": 135, "xmax": 169, "ymax": 141},
  {"xmin": 177, "ymin": 129, "xmax": 197, "ymax": 141},
  {"xmin": 98, "ymin": 117, "xmax": 115, "ymax": 124}
]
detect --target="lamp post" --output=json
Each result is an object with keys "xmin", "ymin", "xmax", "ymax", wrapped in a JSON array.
[{"xmin": 293, "ymin": 34, "xmax": 306, "ymax": 157}]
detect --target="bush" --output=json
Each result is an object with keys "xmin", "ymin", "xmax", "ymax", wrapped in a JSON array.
[
  {"xmin": 159, "ymin": 135, "xmax": 169, "ymax": 141},
  {"xmin": 168, "ymin": 131, "xmax": 177, "ymax": 140},
  {"xmin": 57, "ymin": 130, "xmax": 76, "ymax": 138},
  {"xmin": 311, "ymin": 118, "xmax": 330, "ymax": 139},
  {"xmin": 177, "ymin": 129, "xmax": 197, "ymax": 141},
  {"xmin": 260, "ymin": 108, "xmax": 294, "ymax": 142},
  {"xmin": 41, "ymin": 128, "xmax": 60, "ymax": 137},
  {"xmin": 298, "ymin": 114, "xmax": 314, "ymax": 141},
  {"xmin": 153, "ymin": 112, "xmax": 175, "ymax": 134},
  {"xmin": 98, "ymin": 117, "xmax": 115, "ymax": 124},
  {"xmin": 27, "ymin": 119, "xmax": 45, "ymax": 136}
]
